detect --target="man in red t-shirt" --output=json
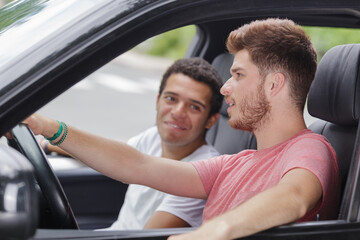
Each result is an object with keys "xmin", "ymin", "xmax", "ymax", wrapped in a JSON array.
[{"xmin": 23, "ymin": 18, "xmax": 339, "ymax": 240}]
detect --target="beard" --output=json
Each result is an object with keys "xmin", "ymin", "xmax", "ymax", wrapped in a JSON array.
[{"xmin": 229, "ymin": 82, "xmax": 271, "ymax": 132}]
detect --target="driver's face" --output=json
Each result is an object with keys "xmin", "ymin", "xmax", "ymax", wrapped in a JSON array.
[
  {"xmin": 156, "ymin": 73, "xmax": 213, "ymax": 148},
  {"xmin": 221, "ymin": 49, "xmax": 271, "ymax": 132}
]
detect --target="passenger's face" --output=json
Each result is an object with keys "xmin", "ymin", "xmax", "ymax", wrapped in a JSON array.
[
  {"xmin": 156, "ymin": 73, "xmax": 213, "ymax": 147},
  {"xmin": 220, "ymin": 49, "xmax": 271, "ymax": 132}
]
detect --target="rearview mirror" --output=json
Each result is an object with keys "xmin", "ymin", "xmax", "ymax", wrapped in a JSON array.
[{"xmin": 0, "ymin": 144, "xmax": 38, "ymax": 239}]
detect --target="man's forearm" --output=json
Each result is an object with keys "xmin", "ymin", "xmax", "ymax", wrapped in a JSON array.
[
  {"xmin": 169, "ymin": 184, "xmax": 307, "ymax": 240},
  {"xmin": 32, "ymin": 116, "xmax": 206, "ymax": 199},
  {"xmin": 58, "ymin": 125, "xmax": 146, "ymax": 184},
  {"xmin": 28, "ymin": 114, "xmax": 154, "ymax": 184},
  {"xmin": 144, "ymin": 211, "xmax": 191, "ymax": 229},
  {"xmin": 206, "ymin": 183, "xmax": 307, "ymax": 239}
]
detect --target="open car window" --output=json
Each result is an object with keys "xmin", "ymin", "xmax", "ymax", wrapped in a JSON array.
[{"xmin": 37, "ymin": 25, "xmax": 196, "ymax": 142}]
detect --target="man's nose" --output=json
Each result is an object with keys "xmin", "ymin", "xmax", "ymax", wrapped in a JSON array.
[
  {"xmin": 220, "ymin": 78, "xmax": 232, "ymax": 96},
  {"xmin": 171, "ymin": 102, "xmax": 186, "ymax": 118}
]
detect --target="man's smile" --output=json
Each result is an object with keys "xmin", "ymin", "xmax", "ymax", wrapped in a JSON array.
[{"xmin": 165, "ymin": 121, "xmax": 187, "ymax": 130}]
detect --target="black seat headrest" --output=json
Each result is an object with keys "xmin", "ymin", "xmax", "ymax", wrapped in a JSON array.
[
  {"xmin": 211, "ymin": 53, "xmax": 234, "ymax": 117},
  {"xmin": 308, "ymin": 44, "xmax": 360, "ymax": 126}
]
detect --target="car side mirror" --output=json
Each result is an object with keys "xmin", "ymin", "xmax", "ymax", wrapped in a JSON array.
[{"xmin": 0, "ymin": 144, "xmax": 38, "ymax": 240}]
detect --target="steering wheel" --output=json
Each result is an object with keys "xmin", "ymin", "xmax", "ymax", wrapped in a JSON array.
[{"xmin": 11, "ymin": 124, "xmax": 78, "ymax": 229}]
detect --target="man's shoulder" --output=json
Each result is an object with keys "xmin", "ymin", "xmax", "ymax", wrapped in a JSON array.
[
  {"xmin": 182, "ymin": 144, "xmax": 220, "ymax": 163},
  {"xmin": 279, "ymin": 129, "xmax": 338, "ymax": 168},
  {"xmin": 127, "ymin": 126, "xmax": 161, "ymax": 155},
  {"xmin": 291, "ymin": 129, "xmax": 327, "ymax": 142},
  {"xmin": 286, "ymin": 129, "xmax": 334, "ymax": 153}
]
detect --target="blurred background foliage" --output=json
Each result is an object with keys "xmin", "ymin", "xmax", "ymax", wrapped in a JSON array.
[
  {"xmin": 0, "ymin": 0, "xmax": 47, "ymax": 33},
  {"xmin": 304, "ymin": 26, "xmax": 360, "ymax": 61},
  {"xmin": 1, "ymin": 0, "xmax": 359, "ymax": 61},
  {"xmin": 134, "ymin": 26, "xmax": 196, "ymax": 60}
]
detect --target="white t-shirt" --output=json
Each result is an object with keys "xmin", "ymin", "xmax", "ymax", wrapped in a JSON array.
[{"xmin": 108, "ymin": 126, "xmax": 219, "ymax": 230}]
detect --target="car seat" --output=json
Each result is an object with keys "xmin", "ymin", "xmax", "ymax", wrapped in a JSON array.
[
  {"xmin": 307, "ymin": 44, "xmax": 360, "ymax": 220},
  {"xmin": 206, "ymin": 53, "xmax": 257, "ymax": 154}
]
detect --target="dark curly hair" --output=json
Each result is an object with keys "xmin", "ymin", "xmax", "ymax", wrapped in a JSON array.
[{"xmin": 159, "ymin": 58, "xmax": 223, "ymax": 117}]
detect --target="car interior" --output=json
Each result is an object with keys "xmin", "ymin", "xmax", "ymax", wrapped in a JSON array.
[
  {"xmin": 45, "ymin": 41, "xmax": 360, "ymax": 238},
  {"xmin": 51, "ymin": 38, "xmax": 360, "ymax": 231},
  {"xmin": 54, "ymin": 41, "xmax": 360, "ymax": 230}
]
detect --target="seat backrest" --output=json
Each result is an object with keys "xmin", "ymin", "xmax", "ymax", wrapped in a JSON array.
[
  {"xmin": 206, "ymin": 53, "xmax": 257, "ymax": 154},
  {"xmin": 307, "ymin": 44, "xmax": 360, "ymax": 219}
]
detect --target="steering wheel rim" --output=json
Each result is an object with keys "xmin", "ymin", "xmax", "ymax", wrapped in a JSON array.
[{"xmin": 11, "ymin": 124, "xmax": 78, "ymax": 229}]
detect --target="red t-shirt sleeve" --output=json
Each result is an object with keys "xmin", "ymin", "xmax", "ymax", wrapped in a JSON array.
[
  {"xmin": 191, "ymin": 156, "xmax": 225, "ymax": 197},
  {"xmin": 280, "ymin": 136, "xmax": 339, "ymax": 220}
]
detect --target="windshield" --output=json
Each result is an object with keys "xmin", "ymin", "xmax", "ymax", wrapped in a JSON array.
[
  {"xmin": 0, "ymin": 0, "xmax": 106, "ymax": 63},
  {"xmin": 0, "ymin": 0, "xmax": 160, "ymax": 94},
  {"xmin": 0, "ymin": 0, "xmax": 107, "ymax": 90}
]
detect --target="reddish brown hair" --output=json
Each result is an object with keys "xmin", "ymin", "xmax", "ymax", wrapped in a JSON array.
[{"xmin": 227, "ymin": 18, "xmax": 317, "ymax": 111}]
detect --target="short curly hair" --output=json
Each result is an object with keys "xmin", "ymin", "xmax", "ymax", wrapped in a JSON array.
[{"xmin": 159, "ymin": 58, "xmax": 223, "ymax": 117}]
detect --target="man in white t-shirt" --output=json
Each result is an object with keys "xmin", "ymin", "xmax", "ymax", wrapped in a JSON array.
[
  {"xmin": 109, "ymin": 58, "xmax": 223, "ymax": 229},
  {"xmin": 109, "ymin": 125, "xmax": 219, "ymax": 229}
]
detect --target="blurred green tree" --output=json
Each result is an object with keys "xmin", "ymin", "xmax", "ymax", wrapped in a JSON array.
[
  {"xmin": 304, "ymin": 26, "xmax": 360, "ymax": 61},
  {"xmin": 0, "ymin": 0, "xmax": 47, "ymax": 33},
  {"xmin": 134, "ymin": 25, "xmax": 196, "ymax": 60}
]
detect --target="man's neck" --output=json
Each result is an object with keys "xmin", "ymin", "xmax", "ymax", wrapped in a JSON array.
[
  {"xmin": 161, "ymin": 139, "xmax": 206, "ymax": 160},
  {"xmin": 254, "ymin": 113, "xmax": 307, "ymax": 151}
]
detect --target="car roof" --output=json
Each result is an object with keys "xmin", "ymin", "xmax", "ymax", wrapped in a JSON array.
[{"xmin": 0, "ymin": 0, "xmax": 359, "ymax": 135}]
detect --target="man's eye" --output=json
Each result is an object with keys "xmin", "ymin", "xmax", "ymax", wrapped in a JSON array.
[
  {"xmin": 190, "ymin": 105, "xmax": 201, "ymax": 111},
  {"xmin": 164, "ymin": 96, "xmax": 175, "ymax": 101}
]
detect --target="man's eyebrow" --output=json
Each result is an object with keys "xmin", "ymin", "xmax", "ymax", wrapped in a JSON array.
[
  {"xmin": 163, "ymin": 91, "xmax": 207, "ymax": 109},
  {"xmin": 163, "ymin": 91, "xmax": 178, "ymax": 96},
  {"xmin": 230, "ymin": 66, "xmax": 245, "ymax": 74},
  {"xmin": 190, "ymin": 99, "xmax": 206, "ymax": 109}
]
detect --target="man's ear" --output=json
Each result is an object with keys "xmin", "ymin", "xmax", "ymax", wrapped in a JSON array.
[
  {"xmin": 156, "ymin": 94, "xmax": 160, "ymax": 110},
  {"xmin": 267, "ymin": 72, "xmax": 286, "ymax": 97},
  {"xmin": 205, "ymin": 113, "xmax": 219, "ymax": 129}
]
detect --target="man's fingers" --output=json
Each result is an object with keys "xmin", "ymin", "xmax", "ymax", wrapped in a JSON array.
[{"xmin": 4, "ymin": 132, "xmax": 13, "ymax": 139}]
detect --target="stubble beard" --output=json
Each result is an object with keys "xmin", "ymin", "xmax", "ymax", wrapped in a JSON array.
[{"xmin": 229, "ymin": 82, "xmax": 271, "ymax": 132}]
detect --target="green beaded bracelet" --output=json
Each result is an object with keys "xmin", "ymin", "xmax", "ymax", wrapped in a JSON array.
[
  {"xmin": 45, "ymin": 120, "xmax": 63, "ymax": 141},
  {"xmin": 50, "ymin": 122, "xmax": 68, "ymax": 146}
]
